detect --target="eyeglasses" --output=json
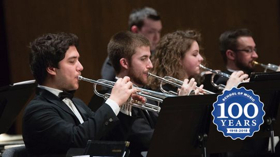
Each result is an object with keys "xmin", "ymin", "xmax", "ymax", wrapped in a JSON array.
[{"xmin": 233, "ymin": 48, "xmax": 257, "ymax": 53}]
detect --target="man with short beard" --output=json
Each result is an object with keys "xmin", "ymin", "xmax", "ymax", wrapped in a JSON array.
[
  {"xmin": 215, "ymin": 28, "xmax": 258, "ymax": 85},
  {"xmin": 104, "ymin": 31, "xmax": 155, "ymax": 157},
  {"xmin": 90, "ymin": 30, "xmax": 195, "ymax": 157},
  {"xmin": 216, "ymin": 29, "xmax": 273, "ymax": 156}
]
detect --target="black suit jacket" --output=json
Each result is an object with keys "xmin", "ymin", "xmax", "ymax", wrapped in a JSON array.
[
  {"xmin": 22, "ymin": 88, "xmax": 119, "ymax": 157},
  {"xmin": 101, "ymin": 57, "xmax": 116, "ymax": 81},
  {"xmin": 88, "ymin": 86, "xmax": 158, "ymax": 157}
]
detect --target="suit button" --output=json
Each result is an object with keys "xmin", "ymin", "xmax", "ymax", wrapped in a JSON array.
[
  {"xmin": 105, "ymin": 121, "xmax": 108, "ymax": 125},
  {"xmin": 109, "ymin": 118, "xmax": 113, "ymax": 122}
]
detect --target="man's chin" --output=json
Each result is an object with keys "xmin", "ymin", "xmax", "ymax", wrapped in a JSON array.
[
  {"xmin": 71, "ymin": 85, "xmax": 79, "ymax": 91},
  {"xmin": 142, "ymin": 80, "xmax": 148, "ymax": 86}
]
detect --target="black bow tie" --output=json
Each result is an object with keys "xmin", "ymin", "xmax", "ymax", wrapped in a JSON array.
[{"xmin": 59, "ymin": 91, "xmax": 75, "ymax": 100}]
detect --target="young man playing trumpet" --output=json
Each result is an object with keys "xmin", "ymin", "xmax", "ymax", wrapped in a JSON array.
[
  {"xmin": 216, "ymin": 28, "xmax": 258, "ymax": 85},
  {"xmin": 22, "ymin": 32, "xmax": 142, "ymax": 157},
  {"xmin": 104, "ymin": 31, "xmax": 158, "ymax": 157},
  {"xmin": 103, "ymin": 31, "xmax": 203, "ymax": 157}
]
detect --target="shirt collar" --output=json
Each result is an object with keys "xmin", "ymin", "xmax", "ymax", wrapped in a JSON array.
[
  {"xmin": 227, "ymin": 68, "xmax": 239, "ymax": 73},
  {"xmin": 38, "ymin": 85, "xmax": 63, "ymax": 97}
]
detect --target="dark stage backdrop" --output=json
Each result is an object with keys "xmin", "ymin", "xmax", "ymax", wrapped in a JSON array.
[{"xmin": 2, "ymin": 0, "xmax": 280, "ymax": 133}]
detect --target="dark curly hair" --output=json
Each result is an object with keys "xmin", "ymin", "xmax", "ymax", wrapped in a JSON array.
[
  {"xmin": 29, "ymin": 32, "xmax": 78, "ymax": 84},
  {"xmin": 148, "ymin": 30, "xmax": 202, "ymax": 90}
]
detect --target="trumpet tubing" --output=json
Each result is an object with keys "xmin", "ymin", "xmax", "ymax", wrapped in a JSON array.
[
  {"xmin": 130, "ymin": 100, "xmax": 161, "ymax": 113},
  {"xmin": 148, "ymin": 72, "xmax": 215, "ymax": 95},
  {"xmin": 78, "ymin": 76, "xmax": 167, "ymax": 113},
  {"xmin": 253, "ymin": 61, "xmax": 279, "ymax": 72},
  {"xmin": 199, "ymin": 64, "xmax": 229, "ymax": 90},
  {"xmin": 199, "ymin": 64, "xmax": 230, "ymax": 78}
]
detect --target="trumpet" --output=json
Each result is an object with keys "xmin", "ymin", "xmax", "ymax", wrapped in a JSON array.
[
  {"xmin": 148, "ymin": 72, "xmax": 215, "ymax": 95},
  {"xmin": 199, "ymin": 64, "xmax": 230, "ymax": 90},
  {"xmin": 253, "ymin": 61, "xmax": 279, "ymax": 72},
  {"xmin": 78, "ymin": 76, "xmax": 174, "ymax": 113}
]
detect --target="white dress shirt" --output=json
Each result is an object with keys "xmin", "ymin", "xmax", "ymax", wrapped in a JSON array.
[{"xmin": 38, "ymin": 85, "xmax": 121, "ymax": 123}]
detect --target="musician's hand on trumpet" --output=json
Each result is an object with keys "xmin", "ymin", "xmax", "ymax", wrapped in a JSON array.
[
  {"xmin": 194, "ymin": 84, "xmax": 206, "ymax": 95},
  {"xmin": 110, "ymin": 76, "xmax": 145, "ymax": 106},
  {"xmin": 148, "ymin": 72, "xmax": 215, "ymax": 95},
  {"xmin": 177, "ymin": 78, "xmax": 204, "ymax": 96},
  {"xmin": 78, "ymin": 75, "xmax": 162, "ymax": 113},
  {"xmin": 224, "ymin": 71, "xmax": 249, "ymax": 90}
]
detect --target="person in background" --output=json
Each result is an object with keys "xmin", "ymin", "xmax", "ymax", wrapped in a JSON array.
[
  {"xmin": 148, "ymin": 30, "xmax": 248, "ymax": 93},
  {"xmin": 101, "ymin": 7, "xmax": 162, "ymax": 81},
  {"xmin": 215, "ymin": 28, "xmax": 258, "ymax": 86}
]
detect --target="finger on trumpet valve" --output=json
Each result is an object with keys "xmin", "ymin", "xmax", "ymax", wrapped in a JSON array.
[{"xmin": 130, "ymin": 99, "xmax": 142, "ymax": 105}]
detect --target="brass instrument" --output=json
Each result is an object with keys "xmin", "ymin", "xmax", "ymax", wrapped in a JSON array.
[
  {"xmin": 199, "ymin": 64, "xmax": 230, "ymax": 90},
  {"xmin": 148, "ymin": 72, "xmax": 215, "ymax": 95},
  {"xmin": 78, "ymin": 76, "xmax": 174, "ymax": 113},
  {"xmin": 253, "ymin": 61, "xmax": 279, "ymax": 72}
]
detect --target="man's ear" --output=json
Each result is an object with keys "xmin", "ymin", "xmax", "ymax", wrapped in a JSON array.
[
  {"xmin": 120, "ymin": 58, "xmax": 129, "ymax": 70},
  {"xmin": 46, "ymin": 67, "xmax": 57, "ymax": 76},
  {"xmin": 131, "ymin": 25, "xmax": 139, "ymax": 33},
  {"xmin": 226, "ymin": 50, "xmax": 236, "ymax": 61}
]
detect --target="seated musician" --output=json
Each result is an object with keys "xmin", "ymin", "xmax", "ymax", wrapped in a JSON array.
[
  {"xmin": 95, "ymin": 31, "xmax": 203, "ymax": 157},
  {"xmin": 148, "ymin": 29, "xmax": 277, "ymax": 156},
  {"xmin": 215, "ymin": 28, "xmax": 258, "ymax": 86},
  {"xmin": 101, "ymin": 7, "xmax": 162, "ymax": 82},
  {"xmin": 148, "ymin": 30, "xmax": 248, "ymax": 94},
  {"xmin": 22, "ymin": 32, "xmax": 143, "ymax": 157}
]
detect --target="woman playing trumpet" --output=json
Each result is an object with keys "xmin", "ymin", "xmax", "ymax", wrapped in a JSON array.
[{"xmin": 148, "ymin": 30, "xmax": 248, "ymax": 94}]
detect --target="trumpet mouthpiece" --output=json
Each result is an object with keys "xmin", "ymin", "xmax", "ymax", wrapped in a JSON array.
[
  {"xmin": 148, "ymin": 72, "xmax": 156, "ymax": 78},
  {"xmin": 199, "ymin": 64, "xmax": 206, "ymax": 69},
  {"xmin": 199, "ymin": 64, "xmax": 211, "ymax": 71},
  {"xmin": 78, "ymin": 75, "xmax": 83, "ymax": 80},
  {"xmin": 252, "ymin": 61, "xmax": 259, "ymax": 65}
]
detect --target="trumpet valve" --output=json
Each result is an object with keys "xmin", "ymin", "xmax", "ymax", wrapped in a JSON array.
[{"xmin": 130, "ymin": 99, "xmax": 142, "ymax": 105}]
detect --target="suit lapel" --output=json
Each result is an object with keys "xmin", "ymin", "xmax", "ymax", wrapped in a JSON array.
[
  {"xmin": 37, "ymin": 88, "xmax": 77, "ymax": 117},
  {"xmin": 72, "ymin": 99, "xmax": 88, "ymax": 120}
]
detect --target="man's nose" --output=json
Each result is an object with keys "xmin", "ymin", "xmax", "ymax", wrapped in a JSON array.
[
  {"xmin": 154, "ymin": 32, "xmax": 160, "ymax": 41},
  {"xmin": 147, "ymin": 59, "xmax": 153, "ymax": 69},
  {"xmin": 77, "ymin": 61, "xmax": 84, "ymax": 71},
  {"xmin": 252, "ymin": 51, "xmax": 258, "ymax": 59}
]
